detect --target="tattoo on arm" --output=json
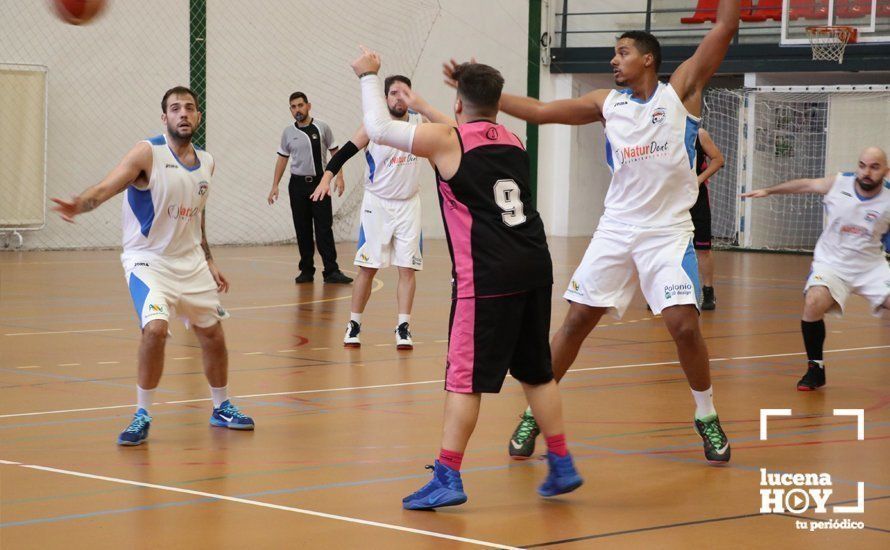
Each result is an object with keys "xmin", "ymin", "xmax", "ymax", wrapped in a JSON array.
[{"xmin": 201, "ymin": 208, "xmax": 213, "ymax": 261}]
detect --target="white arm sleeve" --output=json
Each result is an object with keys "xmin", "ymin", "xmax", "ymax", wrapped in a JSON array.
[{"xmin": 361, "ymin": 74, "xmax": 416, "ymax": 153}]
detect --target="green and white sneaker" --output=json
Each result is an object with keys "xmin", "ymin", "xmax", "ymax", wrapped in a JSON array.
[
  {"xmin": 508, "ymin": 410, "xmax": 540, "ymax": 459},
  {"xmin": 694, "ymin": 414, "xmax": 731, "ymax": 465}
]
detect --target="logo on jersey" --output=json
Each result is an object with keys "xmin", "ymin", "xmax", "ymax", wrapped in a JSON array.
[
  {"xmin": 167, "ymin": 204, "xmax": 201, "ymax": 222},
  {"xmin": 357, "ymin": 253, "xmax": 371, "ymax": 264},
  {"xmin": 651, "ymin": 107, "xmax": 667, "ymax": 126},
  {"xmin": 614, "ymin": 101, "xmax": 628, "ymax": 107},
  {"xmin": 134, "ymin": 262, "xmax": 150, "ymax": 268},
  {"xmin": 311, "ymin": 134, "xmax": 319, "ymax": 140},
  {"xmin": 412, "ymin": 256, "xmax": 422, "ymax": 267},
  {"xmin": 485, "ymin": 127, "xmax": 499, "ymax": 140},
  {"xmin": 865, "ymin": 210, "xmax": 878, "ymax": 223},
  {"xmin": 146, "ymin": 304, "xmax": 167, "ymax": 316},
  {"xmin": 566, "ymin": 279, "xmax": 583, "ymax": 296},
  {"xmin": 388, "ymin": 154, "xmax": 417, "ymax": 167},
  {"xmin": 613, "ymin": 141, "xmax": 670, "ymax": 165},
  {"xmin": 165, "ymin": 163, "xmax": 178, "ymax": 169},
  {"xmin": 198, "ymin": 181, "xmax": 209, "ymax": 196},
  {"xmin": 840, "ymin": 225, "xmax": 870, "ymax": 237}
]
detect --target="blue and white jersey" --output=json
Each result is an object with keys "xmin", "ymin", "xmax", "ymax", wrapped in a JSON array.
[
  {"xmin": 601, "ymin": 82, "xmax": 700, "ymax": 229},
  {"xmin": 814, "ymin": 173, "xmax": 890, "ymax": 274},
  {"xmin": 364, "ymin": 112, "xmax": 423, "ymax": 200},
  {"xmin": 121, "ymin": 134, "xmax": 214, "ymax": 265}
]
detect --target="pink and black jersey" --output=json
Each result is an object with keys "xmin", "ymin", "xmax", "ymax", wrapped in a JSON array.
[{"xmin": 436, "ymin": 120, "xmax": 552, "ymax": 298}]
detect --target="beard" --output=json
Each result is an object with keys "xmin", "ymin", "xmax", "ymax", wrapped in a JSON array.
[
  {"xmin": 167, "ymin": 123, "xmax": 193, "ymax": 141},
  {"xmin": 294, "ymin": 112, "xmax": 306, "ymax": 122},
  {"xmin": 614, "ymin": 77, "xmax": 627, "ymax": 87},
  {"xmin": 388, "ymin": 104, "xmax": 407, "ymax": 118},
  {"xmin": 856, "ymin": 177, "xmax": 879, "ymax": 192}
]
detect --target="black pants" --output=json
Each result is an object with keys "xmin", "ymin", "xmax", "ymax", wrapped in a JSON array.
[{"xmin": 288, "ymin": 175, "xmax": 339, "ymax": 277}]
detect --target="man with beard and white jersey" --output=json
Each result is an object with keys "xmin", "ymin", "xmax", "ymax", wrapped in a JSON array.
[
  {"xmin": 312, "ymin": 75, "xmax": 426, "ymax": 349},
  {"xmin": 457, "ymin": 0, "xmax": 742, "ymax": 465},
  {"xmin": 743, "ymin": 147, "xmax": 890, "ymax": 391},
  {"xmin": 51, "ymin": 86, "xmax": 254, "ymax": 446}
]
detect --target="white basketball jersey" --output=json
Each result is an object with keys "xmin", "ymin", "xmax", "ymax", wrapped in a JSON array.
[
  {"xmin": 601, "ymin": 82, "xmax": 700, "ymax": 229},
  {"xmin": 814, "ymin": 173, "xmax": 890, "ymax": 273},
  {"xmin": 364, "ymin": 112, "xmax": 422, "ymax": 200},
  {"xmin": 121, "ymin": 134, "xmax": 214, "ymax": 263}
]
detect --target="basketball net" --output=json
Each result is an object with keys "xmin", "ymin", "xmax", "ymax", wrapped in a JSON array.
[{"xmin": 806, "ymin": 26, "xmax": 857, "ymax": 64}]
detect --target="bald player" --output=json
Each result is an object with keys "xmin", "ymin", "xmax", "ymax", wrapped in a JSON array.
[{"xmin": 743, "ymin": 147, "xmax": 890, "ymax": 390}]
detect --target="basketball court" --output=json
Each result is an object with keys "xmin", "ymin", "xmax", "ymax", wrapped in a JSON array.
[{"xmin": 2, "ymin": 1, "xmax": 889, "ymax": 548}]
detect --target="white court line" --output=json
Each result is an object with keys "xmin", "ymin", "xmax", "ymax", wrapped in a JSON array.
[
  {"xmin": 98, "ymin": 361, "xmax": 120, "ymax": 365},
  {"xmin": 1, "ymin": 344, "xmax": 887, "ymax": 420},
  {"xmin": 4, "ymin": 328, "xmax": 123, "ymax": 337},
  {"xmin": 243, "ymin": 352, "xmax": 264, "ymax": 356},
  {"xmin": 0, "ymin": 461, "xmax": 518, "ymax": 550},
  {"xmin": 57, "ymin": 363, "xmax": 80, "ymax": 367}
]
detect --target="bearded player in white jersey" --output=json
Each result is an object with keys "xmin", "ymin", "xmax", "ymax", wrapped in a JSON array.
[
  {"xmin": 743, "ymin": 147, "xmax": 890, "ymax": 391},
  {"xmin": 51, "ymin": 86, "xmax": 254, "ymax": 446},
  {"xmin": 312, "ymin": 75, "xmax": 430, "ymax": 350},
  {"xmin": 446, "ymin": 1, "xmax": 742, "ymax": 464}
]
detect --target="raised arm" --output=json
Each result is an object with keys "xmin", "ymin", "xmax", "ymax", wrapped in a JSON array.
[
  {"xmin": 697, "ymin": 129, "xmax": 724, "ymax": 184},
  {"xmin": 51, "ymin": 141, "xmax": 152, "ymax": 222},
  {"xmin": 670, "ymin": 0, "xmax": 740, "ymax": 111},
  {"xmin": 741, "ymin": 175, "xmax": 834, "ymax": 199}
]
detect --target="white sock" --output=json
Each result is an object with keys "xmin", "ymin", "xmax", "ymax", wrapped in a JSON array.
[
  {"xmin": 525, "ymin": 406, "xmax": 533, "ymax": 417},
  {"xmin": 398, "ymin": 313, "xmax": 410, "ymax": 325},
  {"xmin": 350, "ymin": 312, "xmax": 362, "ymax": 324},
  {"xmin": 691, "ymin": 387, "xmax": 716, "ymax": 419},
  {"xmin": 137, "ymin": 386, "xmax": 155, "ymax": 413},
  {"xmin": 210, "ymin": 385, "xmax": 228, "ymax": 408},
  {"xmin": 811, "ymin": 360, "xmax": 825, "ymax": 369}
]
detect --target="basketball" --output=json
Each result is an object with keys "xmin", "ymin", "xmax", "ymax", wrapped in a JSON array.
[{"xmin": 51, "ymin": 0, "xmax": 106, "ymax": 25}]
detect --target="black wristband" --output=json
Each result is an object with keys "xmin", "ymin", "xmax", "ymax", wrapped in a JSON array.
[
  {"xmin": 324, "ymin": 140, "xmax": 360, "ymax": 175},
  {"xmin": 358, "ymin": 71, "xmax": 377, "ymax": 78}
]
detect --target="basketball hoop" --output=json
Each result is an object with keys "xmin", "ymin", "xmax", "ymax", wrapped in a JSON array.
[{"xmin": 806, "ymin": 26, "xmax": 857, "ymax": 64}]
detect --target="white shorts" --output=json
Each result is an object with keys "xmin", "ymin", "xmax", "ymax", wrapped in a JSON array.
[
  {"xmin": 122, "ymin": 254, "xmax": 229, "ymax": 329},
  {"xmin": 564, "ymin": 221, "xmax": 701, "ymax": 318},
  {"xmin": 805, "ymin": 261, "xmax": 890, "ymax": 317},
  {"xmin": 355, "ymin": 191, "xmax": 423, "ymax": 270}
]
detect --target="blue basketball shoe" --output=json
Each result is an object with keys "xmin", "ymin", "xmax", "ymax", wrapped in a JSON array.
[
  {"xmin": 538, "ymin": 451, "xmax": 583, "ymax": 497},
  {"xmin": 117, "ymin": 408, "xmax": 152, "ymax": 446},
  {"xmin": 210, "ymin": 400, "xmax": 255, "ymax": 430},
  {"xmin": 402, "ymin": 461, "xmax": 468, "ymax": 510}
]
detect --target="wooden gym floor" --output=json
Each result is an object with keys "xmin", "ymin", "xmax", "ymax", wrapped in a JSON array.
[{"xmin": 1, "ymin": 238, "xmax": 888, "ymax": 549}]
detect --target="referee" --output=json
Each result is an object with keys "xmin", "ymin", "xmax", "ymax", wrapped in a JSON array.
[{"xmin": 268, "ymin": 92, "xmax": 352, "ymax": 284}]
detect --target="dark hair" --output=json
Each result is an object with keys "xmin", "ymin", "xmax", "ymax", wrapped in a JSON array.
[
  {"xmin": 618, "ymin": 31, "xmax": 662, "ymax": 72},
  {"xmin": 289, "ymin": 91, "xmax": 308, "ymax": 104},
  {"xmin": 384, "ymin": 75, "xmax": 412, "ymax": 96},
  {"xmin": 452, "ymin": 63, "xmax": 504, "ymax": 115},
  {"xmin": 161, "ymin": 86, "xmax": 199, "ymax": 113}
]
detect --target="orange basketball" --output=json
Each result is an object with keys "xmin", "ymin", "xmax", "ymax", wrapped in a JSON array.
[{"xmin": 51, "ymin": 0, "xmax": 106, "ymax": 25}]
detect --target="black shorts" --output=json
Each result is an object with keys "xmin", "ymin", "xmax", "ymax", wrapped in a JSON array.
[
  {"xmin": 690, "ymin": 183, "xmax": 712, "ymax": 251},
  {"xmin": 445, "ymin": 286, "xmax": 554, "ymax": 394}
]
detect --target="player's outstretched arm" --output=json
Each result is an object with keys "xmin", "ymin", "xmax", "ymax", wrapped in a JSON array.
[
  {"xmin": 441, "ymin": 57, "xmax": 607, "ymax": 125},
  {"xmin": 311, "ymin": 126, "xmax": 369, "ymax": 201},
  {"xmin": 670, "ymin": 0, "xmax": 740, "ymax": 106},
  {"xmin": 354, "ymin": 47, "xmax": 461, "ymax": 178},
  {"xmin": 50, "ymin": 142, "xmax": 152, "ymax": 223},
  {"xmin": 741, "ymin": 176, "xmax": 834, "ymax": 199},
  {"xmin": 404, "ymin": 87, "xmax": 457, "ymax": 126},
  {"xmin": 697, "ymin": 129, "xmax": 725, "ymax": 184}
]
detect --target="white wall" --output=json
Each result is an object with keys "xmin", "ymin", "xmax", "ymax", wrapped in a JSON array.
[{"xmin": 0, "ymin": 0, "xmax": 531, "ymax": 249}]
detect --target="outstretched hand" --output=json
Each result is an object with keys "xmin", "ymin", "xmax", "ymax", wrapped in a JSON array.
[
  {"xmin": 351, "ymin": 45, "xmax": 381, "ymax": 77},
  {"xmin": 441, "ymin": 57, "xmax": 476, "ymax": 88},
  {"xmin": 740, "ymin": 189, "xmax": 770, "ymax": 199},
  {"xmin": 50, "ymin": 196, "xmax": 80, "ymax": 223}
]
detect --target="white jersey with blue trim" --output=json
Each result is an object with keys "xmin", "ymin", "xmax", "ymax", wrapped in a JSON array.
[
  {"xmin": 364, "ymin": 112, "xmax": 422, "ymax": 200},
  {"xmin": 121, "ymin": 134, "xmax": 214, "ymax": 265},
  {"xmin": 601, "ymin": 82, "xmax": 700, "ymax": 229},
  {"xmin": 814, "ymin": 173, "xmax": 890, "ymax": 274}
]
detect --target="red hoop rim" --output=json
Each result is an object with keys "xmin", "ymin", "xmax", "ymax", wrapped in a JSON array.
[{"xmin": 806, "ymin": 25, "xmax": 858, "ymax": 43}]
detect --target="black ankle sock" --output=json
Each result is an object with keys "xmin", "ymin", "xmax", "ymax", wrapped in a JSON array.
[{"xmin": 801, "ymin": 319, "xmax": 825, "ymax": 362}]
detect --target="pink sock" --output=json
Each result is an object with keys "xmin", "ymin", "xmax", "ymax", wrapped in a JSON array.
[
  {"xmin": 546, "ymin": 434, "xmax": 568, "ymax": 457},
  {"xmin": 438, "ymin": 448, "xmax": 464, "ymax": 471}
]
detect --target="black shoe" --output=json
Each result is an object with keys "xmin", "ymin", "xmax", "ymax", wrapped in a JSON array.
[
  {"xmin": 323, "ymin": 271, "xmax": 353, "ymax": 284},
  {"xmin": 797, "ymin": 361, "xmax": 825, "ymax": 391},
  {"xmin": 295, "ymin": 272, "xmax": 314, "ymax": 284},
  {"xmin": 701, "ymin": 286, "xmax": 716, "ymax": 310}
]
